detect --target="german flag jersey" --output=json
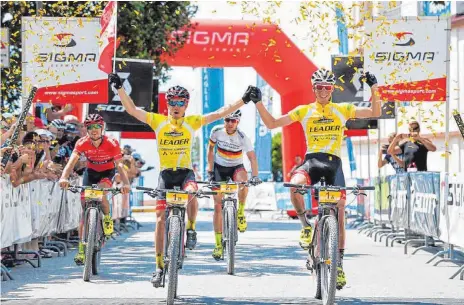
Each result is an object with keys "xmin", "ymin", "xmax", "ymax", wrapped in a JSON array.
[
  {"xmin": 288, "ymin": 102, "xmax": 355, "ymax": 158},
  {"xmin": 146, "ymin": 113, "xmax": 205, "ymax": 170},
  {"xmin": 209, "ymin": 126, "xmax": 254, "ymax": 167}
]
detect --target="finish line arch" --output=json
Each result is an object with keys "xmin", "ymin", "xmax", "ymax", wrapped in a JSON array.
[{"xmin": 163, "ymin": 19, "xmax": 318, "ymax": 179}]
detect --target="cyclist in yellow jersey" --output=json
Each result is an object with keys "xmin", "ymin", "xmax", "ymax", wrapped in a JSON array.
[
  {"xmin": 109, "ymin": 73, "xmax": 255, "ymax": 287},
  {"xmin": 251, "ymin": 68, "xmax": 381, "ymax": 289}
]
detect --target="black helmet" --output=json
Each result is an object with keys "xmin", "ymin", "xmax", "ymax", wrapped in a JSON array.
[{"xmin": 166, "ymin": 85, "xmax": 190, "ymax": 101}]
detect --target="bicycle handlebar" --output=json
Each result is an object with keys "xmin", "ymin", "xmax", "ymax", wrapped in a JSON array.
[
  {"xmin": 197, "ymin": 180, "xmax": 256, "ymax": 188},
  {"xmin": 67, "ymin": 185, "xmax": 123, "ymax": 194},
  {"xmin": 135, "ymin": 186, "xmax": 217, "ymax": 199},
  {"xmin": 283, "ymin": 183, "xmax": 374, "ymax": 191}
]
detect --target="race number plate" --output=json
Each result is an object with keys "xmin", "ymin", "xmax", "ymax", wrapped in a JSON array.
[
  {"xmin": 220, "ymin": 184, "xmax": 238, "ymax": 193},
  {"xmin": 166, "ymin": 192, "xmax": 188, "ymax": 205},
  {"xmin": 84, "ymin": 189, "xmax": 104, "ymax": 200},
  {"xmin": 319, "ymin": 190, "xmax": 342, "ymax": 205}
]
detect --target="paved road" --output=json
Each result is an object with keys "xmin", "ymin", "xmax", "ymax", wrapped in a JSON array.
[{"xmin": 2, "ymin": 212, "xmax": 464, "ymax": 305}]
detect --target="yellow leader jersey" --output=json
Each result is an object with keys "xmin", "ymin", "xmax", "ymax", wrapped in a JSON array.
[
  {"xmin": 146, "ymin": 113, "xmax": 205, "ymax": 170},
  {"xmin": 288, "ymin": 102, "xmax": 356, "ymax": 158}
]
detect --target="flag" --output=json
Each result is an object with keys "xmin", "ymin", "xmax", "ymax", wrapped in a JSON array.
[{"xmin": 98, "ymin": 1, "xmax": 119, "ymax": 74}]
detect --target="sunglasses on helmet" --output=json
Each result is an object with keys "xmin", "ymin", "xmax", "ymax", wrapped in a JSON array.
[
  {"xmin": 225, "ymin": 118, "xmax": 238, "ymax": 123},
  {"xmin": 167, "ymin": 100, "xmax": 187, "ymax": 107},
  {"xmin": 314, "ymin": 84, "xmax": 334, "ymax": 91},
  {"xmin": 87, "ymin": 123, "xmax": 103, "ymax": 130}
]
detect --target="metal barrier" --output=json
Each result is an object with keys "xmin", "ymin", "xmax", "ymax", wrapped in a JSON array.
[{"xmin": 354, "ymin": 172, "xmax": 464, "ymax": 280}]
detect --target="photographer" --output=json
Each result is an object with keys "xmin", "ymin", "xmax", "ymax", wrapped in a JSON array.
[
  {"xmin": 388, "ymin": 121, "xmax": 437, "ymax": 172},
  {"xmin": 378, "ymin": 132, "xmax": 405, "ymax": 174}
]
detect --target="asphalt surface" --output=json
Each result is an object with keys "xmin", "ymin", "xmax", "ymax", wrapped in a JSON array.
[{"xmin": 2, "ymin": 212, "xmax": 464, "ymax": 305}]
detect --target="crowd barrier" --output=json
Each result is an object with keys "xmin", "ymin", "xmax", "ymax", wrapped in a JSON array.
[
  {"xmin": 353, "ymin": 171, "xmax": 464, "ymax": 280},
  {"xmin": 1, "ymin": 175, "xmax": 134, "ymax": 280}
]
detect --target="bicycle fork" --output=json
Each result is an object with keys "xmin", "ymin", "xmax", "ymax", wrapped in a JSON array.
[{"xmin": 161, "ymin": 207, "xmax": 186, "ymax": 288}]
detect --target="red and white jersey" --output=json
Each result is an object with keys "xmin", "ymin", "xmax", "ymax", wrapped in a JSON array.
[{"xmin": 73, "ymin": 135, "xmax": 122, "ymax": 172}]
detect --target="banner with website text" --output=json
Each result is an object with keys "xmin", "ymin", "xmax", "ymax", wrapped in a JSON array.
[
  {"xmin": 22, "ymin": 17, "xmax": 108, "ymax": 104},
  {"xmin": 364, "ymin": 17, "xmax": 449, "ymax": 102},
  {"xmin": 255, "ymin": 75, "xmax": 273, "ymax": 181}
]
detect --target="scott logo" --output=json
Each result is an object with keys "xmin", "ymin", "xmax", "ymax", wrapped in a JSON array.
[
  {"xmin": 53, "ymin": 33, "xmax": 77, "ymax": 47},
  {"xmin": 95, "ymin": 104, "xmax": 145, "ymax": 112},
  {"xmin": 393, "ymin": 32, "xmax": 415, "ymax": 47}
]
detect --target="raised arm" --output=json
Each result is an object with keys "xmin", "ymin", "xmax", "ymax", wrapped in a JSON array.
[
  {"xmin": 255, "ymin": 102, "xmax": 293, "ymax": 129},
  {"xmin": 355, "ymin": 72, "xmax": 382, "ymax": 119},
  {"xmin": 109, "ymin": 73, "xmax": 147, "ymax": 123},
  {"xmin": 247, "ymin": 151, "xmax": 259, "ymax": 177},
  {"xmin": 203, "ymin": 99, "xmax": 245, "ymax": 125}
]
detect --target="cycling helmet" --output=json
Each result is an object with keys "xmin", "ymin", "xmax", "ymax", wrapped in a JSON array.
[
  {"xmin": 65, "ymin": 123, "xmax": 79, "ymax": 134},
  {"xmin": 84, "ymin": 113, "xmax": 104, "ymax": 127},
  {"xmin": 166, "ymin": 85, "xmax": 190, "ymax": 101},
  {"xmin": 132, "ymin": 153, "xmax": 141, "ymax": 161},
  {"xmin": 50, "ymin": 119, "xmax": 66, "ymax": 129},
  {"xmin": 311, "ymin": 68, "xmax": 336, "ymax": 85},
  {"xmin": 226, "ymin": 110, "xmax": 242, "ymax": 120}
]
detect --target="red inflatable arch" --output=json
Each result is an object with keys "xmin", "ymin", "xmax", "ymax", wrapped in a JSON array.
[{"xmin": 162, "ymin": 19, "xmax": 318, "ymax": 179}]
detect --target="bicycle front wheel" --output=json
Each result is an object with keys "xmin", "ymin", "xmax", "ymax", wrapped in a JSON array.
[
  {"xmin": 320, "ymin": 216, "xmax": 338, "ymax": 305},
  {"xmin": 166, "ymin": 216, "xmax": 181, "ymax": 305},
  {"xmin": 83, "ymin": 209, "xmax": 97, "ymax": 282},
  {"xmin": 226, "ymin": 205, "xmax": 236, "ymax": 275}
]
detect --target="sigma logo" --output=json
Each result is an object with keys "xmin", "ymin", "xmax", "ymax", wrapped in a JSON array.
[
  {"xmin": 374, "ymin": 52, "xmax": 435, "ymax": 63},
  {"xmin": 36, "ymin": 53, "xmax": 97, "ymax": 64},
  {"xmin": 95, "ymin": 104, "xmax": 145, "ymax": 112},
  {"xmin": 393, "ymin": 32, "xmax": 415, "ymax": 47},
  {"xmin": 171, "ymin": 30, "xmax": 250, "ymax": 46},
  {"xmin": 52, "ymin": 33, "xmax": 77, "ymax": 47},
  {"xmin": 111, "ymin": 72, "xmax": 131, "ymax": 101}
]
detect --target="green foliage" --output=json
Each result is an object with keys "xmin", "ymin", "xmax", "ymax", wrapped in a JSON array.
[
  {"xmin": 1, "ymin": 1, "xmax": 197, "ymax": 113},
  {"xmin": 271, "ymin": 132, "xmax": 282, "ymax": 176}
]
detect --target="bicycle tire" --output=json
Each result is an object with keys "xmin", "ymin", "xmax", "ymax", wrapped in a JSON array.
[
  {"xmin": 167, "ymin": 217, "xmax": 181, "ymax": 305},
  {"xmin": 315, "ymin": 264, "xmax": 322, "ymax": 300},
  {"xmin": 226, "ymin": 205, "xmax": 235, "ymax": 275},
  {"xmin": 92, "ymin": 217, "xmax": 102, "ymax": 275},
  {"xmin": 83, "ymin": 209, "xmax": 97, "ymax": 282},
  {"xmin": 320, "ymin": 216, "xmax": 338, "ymax": 305}
]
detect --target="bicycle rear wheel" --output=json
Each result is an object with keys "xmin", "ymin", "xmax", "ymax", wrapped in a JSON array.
[
  {"xmin": 83, "ymin": 209, "xmax": 97, "ymax": 282},
  {"xmin": 166, "ymin": 217, "xmax": 181, "ymax": 305},
  {"xmin": 320, "ymin": 216, "xmax": 338, "ymax": 305},
  {"xmin": 226, "ymin": 205, "xmax": 235, "ymax": 275}
]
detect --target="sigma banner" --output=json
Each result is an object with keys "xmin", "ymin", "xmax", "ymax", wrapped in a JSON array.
[
  {"xmin": 1, "ymin": 28, "xmax": 9, "ymax": 68},
  {"xmin": 364, "ymin": 17, "xmax": 449, "ymax": 102},
  {"xmin": 255, "ymin": 75, "xmax": 272, "ymax": 181},
  {"xmin": 409, "ymin": 172, "xmax": 440, "ymax": 238},
  {"xmin": 88, "ymin": 58, "xmax": 154, "ymax": 131},
  {"xmin": 332, "ymin": 55, "xmax": 395, "ymax": 120},
  {"xmin": 22, "ymin": 17, "xmax": 108, "ymax": 104},
  {"xmin": 202, "ymin": 68, "xmax": 224, "ymax": 179}
]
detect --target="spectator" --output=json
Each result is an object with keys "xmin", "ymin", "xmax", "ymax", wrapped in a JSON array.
[
  {"xmin": 287, "ymin": 154, "xmax": 303, "ymax": 179},
  {"xmin": 388, "ymin": 121, "xmax": 437, "ymax": 172},
  {"xmin": 35, "ymin": 103, "xmax": 73, "ymax": 126},
  {"xmin": 123, "ymin": 144, "xmax": 135, "ymax": 156},
  {"xmin": 378, "ymin": 132, "xmax": 405, "ymax": 173}
]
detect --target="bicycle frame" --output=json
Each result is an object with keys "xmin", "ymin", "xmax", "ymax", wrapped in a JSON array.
[{"xmin": 221, "ymin": 191, "xmax": 238, "ymax": 251}]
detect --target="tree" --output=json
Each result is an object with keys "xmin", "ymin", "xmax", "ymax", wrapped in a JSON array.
[
  {"xmin": 271, "ymin": 132, "xmax": 282, "ymax": 180},
  {"xmin": 1, "ymin": 1, "xmax": 197, "ymax": 113}
]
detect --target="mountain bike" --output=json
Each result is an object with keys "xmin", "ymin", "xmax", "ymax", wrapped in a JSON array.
[
  {"xmin": 136, "ymin": 186, "xmax": 216, "ymax": 305},
  {"xmin": 284, "ymin": 179, "xmax": 373, "ymax": 305},
  {"xmin": 68, "ymin": 185, "xmax": 122, "ymax": 282},
  {"xmin": 199, "ymin": 180, "xmax": 254, "ymax": 275}
]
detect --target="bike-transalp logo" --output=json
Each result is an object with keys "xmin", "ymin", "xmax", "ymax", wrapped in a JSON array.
[
  {"xmin": 53, "ymin": 33, "xmax": 77, "ymax": 47},
  {"xmin": 393, "ymin": 32, "xmax": 415, "ymax": 47}
]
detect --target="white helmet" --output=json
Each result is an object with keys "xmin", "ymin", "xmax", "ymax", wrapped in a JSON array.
[
  {"xmin": 311, "ymin": 68, "xmax": 336, "ymax": 85},
  {"xmin": 226, "ymin": 110, "xmax": 241, "ymax": 120}
]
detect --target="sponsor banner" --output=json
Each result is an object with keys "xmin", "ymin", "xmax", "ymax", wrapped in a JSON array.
[
  {"xmin": 332, "ymin": 55, "xmax": 395, "ymax": 120},
  {"xmin": 364, "ymin": 18, "xmax": 449, "ymax": 102},
  {"xmin": 246, "ymin": 182, "xmax": 277, "ymax": 211},
  {"xmin": 22, "ymin": 17, "xmax": 108, "ymax": 104},
  {"xmin": 88, "ymin": 58, "xmax": 154, "ymax": 131},
  {"xmin": 1, "ymin": 28, "xmax": 9, "ymax": 68},
  {"xmin": 255, "ymin": 75, "xmax": 273, "ymax": 181},
  {"xmin": 275, "ymin": 182, "xmax": 292, "ymax": 211},
  {"xmin": 201, "ymin": 68, "xmax": 224, "ymax": 179},
  {"xmin": 346, "ymin": 137, "xmax": 357, "ymax": 172},
  {"xmin": 409, "ymin": 172, "xmax": 440, "ymax": 238},
  {"xmin": 390, "ymin": 173, "xmax": 410, "ymax": 229},
  {"xmin": 422, "ymin": 1, "xmax": 451, "ymax": 16},
  {"xmin": 446, "ymin": 173, "xmax": 464, "ymax": 248},
  {"xmin": 453, "ymin": 112, "xmax": 464, "ymax": 140}
]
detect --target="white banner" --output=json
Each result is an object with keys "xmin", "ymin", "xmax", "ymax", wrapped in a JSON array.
[
  {"xmin": 22, "ymin": 17, "xmax": 108, "ymax": 104},
  {"xmin": 364, "ymin": 17, "xmax": 449, "ymax": 102},
  {"xmin": 1, "ymin": 28, "xmax": 9, "ymax": 68},
  {"xmin": 445, "ymin": 173, "xmax": 464, "ymax": 248}
]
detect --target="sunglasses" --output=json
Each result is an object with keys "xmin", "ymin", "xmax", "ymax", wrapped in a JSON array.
[
  {"xmin": 225, "ymin": 118, "xmax": 238, "ymax": 123},
  {"xmin": 314, "ymin": 84, "xmax": 333, "ymax": 91},
  {"xmin": 167, "ymin": 100, "xmax": 187, "ymax": 107},
  {"xmin": 87, "ymin": 124, "xmax": 103, "ymax": 130}
]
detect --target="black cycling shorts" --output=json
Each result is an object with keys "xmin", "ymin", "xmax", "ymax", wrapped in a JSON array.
[
  {"xmin": 213, "ymin": 163, "xmax": 246, "ymax": 182},
  {"xmin": 157, "ymin": 168, "xmax": 197, "ymax": 201},
  {"xmin": 293, "ymin": 153, "xmax": 344, "ymax": 186},
  {"xmin": 83, "ymin": 168, "xmax": 116, "ymax": 186}
]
